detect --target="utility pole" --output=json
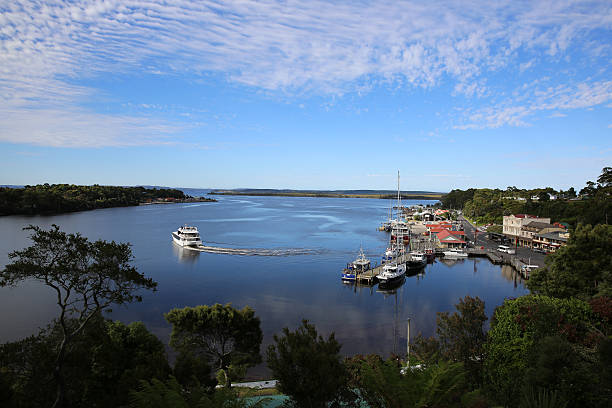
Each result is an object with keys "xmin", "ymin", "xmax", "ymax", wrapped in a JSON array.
[{"xmin": 406, "ymin": 317, "xmax": 411, "ymax": 367}]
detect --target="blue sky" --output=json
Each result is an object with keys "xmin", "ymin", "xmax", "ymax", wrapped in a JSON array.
[{"xmin": 1, "ymin": 0, "xmax": 611, "ymax": 192}]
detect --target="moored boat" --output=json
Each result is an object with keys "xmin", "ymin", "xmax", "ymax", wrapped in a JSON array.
[
  {"xmin": 342, "ymin": 247, "xmax": 371, "ymax": 281},
  {"xmin": 171, "ymin": 225, "xmax": 203, "ymax": 247},
  {"xmin": 406, "ymin": 251, "xmax": 427, "ymax": 270},
  {"xmin": 376, "ymin": 261, "xmax": 406, "ymax": 286},
  {"xmin": 443, "ymin": 249, "xmax": 468, "ymax": 258}
]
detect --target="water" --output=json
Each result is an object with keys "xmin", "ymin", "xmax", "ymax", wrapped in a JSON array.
[{"xmin": 0, "ymin": 194, "xmax": 528, "ymax": 369}]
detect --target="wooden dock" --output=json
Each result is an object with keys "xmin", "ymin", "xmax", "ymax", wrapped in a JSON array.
[{"xmin": 354, "ymin": 253, "xmax": 412, "ymax": 285}]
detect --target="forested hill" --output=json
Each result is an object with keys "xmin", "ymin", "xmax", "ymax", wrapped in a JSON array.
[{"xmin": 0, "ymin": 184, "xmax": 187, "ymax": 216}]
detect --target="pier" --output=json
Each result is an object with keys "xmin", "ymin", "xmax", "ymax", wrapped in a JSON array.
[{"xmin": 352, "ymin": 253, "xmax": 413, "ymax": 285}]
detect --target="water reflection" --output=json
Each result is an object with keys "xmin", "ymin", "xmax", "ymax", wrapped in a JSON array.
[{"xmin": 172, "ymin": 244, "xmax": 200, "ymax": 263}]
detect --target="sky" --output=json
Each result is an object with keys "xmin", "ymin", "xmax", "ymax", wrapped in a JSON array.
[{"xmin": 0, "ymin": 0, "xmax": 611, "ymax": 192}]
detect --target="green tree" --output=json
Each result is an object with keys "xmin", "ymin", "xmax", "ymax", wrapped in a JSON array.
[
  {"xmin": 165, "ymin": 304, "xmax": 262, "ymax": 387},
  {"xmin": 484, "ymin": 295, "xmax": 606, "ymax": 407},
  {"xmin": 0, "ymin": 315, "xmax": 169, "ymax": 407},
  {"xmin": 345, "ymin": 355, "xmax": 471, "ymax": 408},
  {"xmin": 266, "ymin": 320, "xmax": 349, "ymax": 408},
  {"xmin": 435, "ymin": 296, "xmax": 487, "ymax": 387},
  {"xmin": 0, "ymin": 225, "xmax": 157, "ymax": 408},
  {"xmin": 528, "ymin": 224, "xmax": 612, "ymax": 300},
  {"xmin": 597, "ymin": 166, "xmax": 612, "ymax": 187},
  {"xmin": 128, "ymin": 376, "xmax": 269, "ymax": 408}
]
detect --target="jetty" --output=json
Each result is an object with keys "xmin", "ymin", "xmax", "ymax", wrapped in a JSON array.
[{"xmin": 352, "ymin": 253, "xmax": 413, "ymax": 285}]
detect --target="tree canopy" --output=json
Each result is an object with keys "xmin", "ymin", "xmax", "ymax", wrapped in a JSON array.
[
  {"xmin": 484, "ymin": 295, "xmax": 608, "ymax": 408},
  {"xmin": 0, "ymin": 224, "xmax": 157, "ymax": 407},
  {"xmin": 266, "ymin": 320, "xmax": 349, "ymax": 408},
  {"xmin": 165, "ymin": 304, "xmax": 262, "ymax": 387},
  {"xmin": 0, "ymin": 184, "xmax": 188, "ymax": 215},
  {"xmin": 528, "ymin": 224, "xmax": 612, "ymax": 300}
]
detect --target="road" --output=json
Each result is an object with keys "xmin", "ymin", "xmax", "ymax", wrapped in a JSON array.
[{"xmin": 458, "ymin": 215, "xmax": 547, "ymax": 267}]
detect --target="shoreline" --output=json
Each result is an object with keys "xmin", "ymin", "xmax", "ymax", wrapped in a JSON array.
[{"xmin": 209, "ymin": 191, "xmax": 443, "ymax": 200}]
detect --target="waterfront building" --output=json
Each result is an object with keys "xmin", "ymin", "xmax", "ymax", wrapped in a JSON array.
[
  {"xmin": 533, "ymin": 231, "xmax": 570, "ymax": 252},
  {"xmin": 502, "ymin": 214, "xmax": 551, "ymax": 246},
  {"xmin": 519, "ymin": 221, "xmax": 565, "ymax": 247},
  {"xmin": 434, "ymin": 229, "xmax": 466, "ymax": 248}
]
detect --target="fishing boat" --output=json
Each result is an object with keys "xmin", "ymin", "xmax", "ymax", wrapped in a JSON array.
[
  {"xmin": 406, "ymin": 251, "xmax": 427, "ymax": 270},
  {"xmin": 171, "ymin": 225, "xmax": 203, "ymax": 247},
  {"xmin": 342, "ymin": 247, "xmax": 371, "ymax": 281},
  {"xmin": 377, "ymin": 261, "xmax": 407, "ymax": 286}
]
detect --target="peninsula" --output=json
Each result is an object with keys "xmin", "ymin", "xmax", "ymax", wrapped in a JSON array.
[{"xmin": 0, "ymin": 184, "xmax": 216, "ymax": 216}]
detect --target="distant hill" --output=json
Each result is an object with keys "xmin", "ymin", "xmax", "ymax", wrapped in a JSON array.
[{"xmin": 209, "ymin": 188, "xmax": 443, "ymax": 200}]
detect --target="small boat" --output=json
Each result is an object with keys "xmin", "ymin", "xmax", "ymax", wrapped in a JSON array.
[
  {"xmin": 443, "ymin": 249, "xmax": 468, "ymax": 258},
  {"xmin": 171, "ymin": 225, "xmax": 203, "ymax": 247},
  {"xmin": 376, "ymin": 261, "xmax": 406, "ymax": 286},
  {"xmin": 406, "ymin": 251, "xmax": 427, "ymax": 270},
  {"xmin": 342, "ymin": 247, "xmax": 371, "ymax": 281},
  {"xmin": 424, "ymin": 248, "xmax": 435, "ymax": 262}
]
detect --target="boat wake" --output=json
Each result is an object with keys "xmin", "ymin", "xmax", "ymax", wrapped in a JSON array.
[{"xmin": 184, "ymin": 244, "xmax": 321, "ymax": 256}]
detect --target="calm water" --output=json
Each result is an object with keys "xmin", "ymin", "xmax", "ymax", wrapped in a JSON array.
[{"xmin": 0, "ymin": 194, "xmax": 528, "ymax": 365}]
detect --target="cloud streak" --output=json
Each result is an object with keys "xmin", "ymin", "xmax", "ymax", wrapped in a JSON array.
[{"xmin": 1, "ymin": 0, "xmax": 611, "ymax": 146}]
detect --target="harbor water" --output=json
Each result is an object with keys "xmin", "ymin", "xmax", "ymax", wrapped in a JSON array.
[{"xmin": 0, "ymin": 193, "xmax": 528, "ymax": 367}]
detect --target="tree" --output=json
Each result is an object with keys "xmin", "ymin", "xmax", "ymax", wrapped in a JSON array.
[
  {"xmin": 0, "ymin": 315, "xmax": 170, "ymax": 407},
  {"xmin": 165, "ymin": 304, "xmax": 262, "ymax": 387},
  {"xmin": 567, "ymin": 187, "xmax": 577, "ymax": 198},
  {"xmin": 435, "ymin": 296, "xmax": 487, "ymax": 387},
  {"xmin": 484, "ymin": 295, "xmax": 607, "ymax": 407},
  {"xmin": 266, "ymin": 320, "xmax": 349, "ymax": 408},
  {"xmin": 528, "ymin": 224, "xmax": 612, "ymax": 300},
  {"xmin": 0, "ymin": 225, "xmax": 157, "ymax": 408},
  {"xmin": 597, "ymin": 167, "xmax": 612, "ymax": 188}
]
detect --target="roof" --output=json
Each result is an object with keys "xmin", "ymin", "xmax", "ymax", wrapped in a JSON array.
[
  {"xmin": 523, "ymin": 221, "xmax": 555, "ymax": 230},
  {"xmin": 535, "ymin": 231, "xmax": 569, "ymax": 242},
  {"xmin": 513, "ymin": 214, "xmax": 537, "ymax": 219},
  {"xmin": 436, "ymin": 229, "xmax": 466, "ymax": 243}
]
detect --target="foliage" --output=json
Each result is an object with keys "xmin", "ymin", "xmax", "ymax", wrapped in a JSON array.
[
  {"xmin": 266, "ymin": 320, "xmax": 349, "ymax": 408},
  {"xmin": 436, "ymin": 296, "xmax": 487, "ymax": 387},
  {"xmin": 129, "ymin": 376, "xmax": 269, "ymax": 408},
  {"xmin": 441, "ymin": 167, "xmax": 612, "ymax": 227},
  {"xmin": 484, "ymin": 295, "xmax": 607, "ymax": 407},
  {"xmin": 0, "ymin": 224, "xmax": 157, "ymax": 408},
  {"xmin": 345, "ymin": 354, "xmax": 472, "ymax": 408},
  {"xmin": 519, "ymin": 387, "xmax": 568, "ymax": 408},
  {"xmin": 0, "ymin": 315, "xmax": 170, "ymax": 407},
  {"xmin": 528, "ymin": 224, "xmax": 612, "ymax": 300},
  {"xmin": 165, "ymin": 304, "xmax": 263, "ymax": 387},
  {"xmin": 0, "ymin": 184, "xmax": 188, "ymax": 215}
]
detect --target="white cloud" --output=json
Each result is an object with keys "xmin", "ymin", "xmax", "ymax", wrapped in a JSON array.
[{"xmin": 0, "ymin": 0, "xmax": 611, "ymax": 145}]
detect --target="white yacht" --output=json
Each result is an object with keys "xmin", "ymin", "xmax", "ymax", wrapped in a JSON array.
[
  {"xmin": 171, "ymin": 225, "xmax": 203, "ymax": 247},
  {"xmin": 376, "ymin": 261, "xmax": 406, "ymax": 285},
  {"xmin": 443, "ymin": 249, "xmax": 468, "ymax": 258}
]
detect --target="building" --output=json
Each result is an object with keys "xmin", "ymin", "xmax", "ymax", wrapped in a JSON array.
[
  {"xmin": 533, "ymin": 231, "xmax": 570, "ymax": 252},
  {"xmin": 519, "ymin": 221, "xmax": 565, "ymax": 247},
  {"xmin": 434, "ymin": 229, "xmax": 466, "ymax": 248},
  {"xmin": 503, "ymin": 214, "xmax": 551, "ymax": 246}
]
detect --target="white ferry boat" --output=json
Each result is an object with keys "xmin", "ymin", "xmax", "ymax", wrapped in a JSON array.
[{"xmin": 171, "ymin": 225, "xmax": 203, "ymax": 247}]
